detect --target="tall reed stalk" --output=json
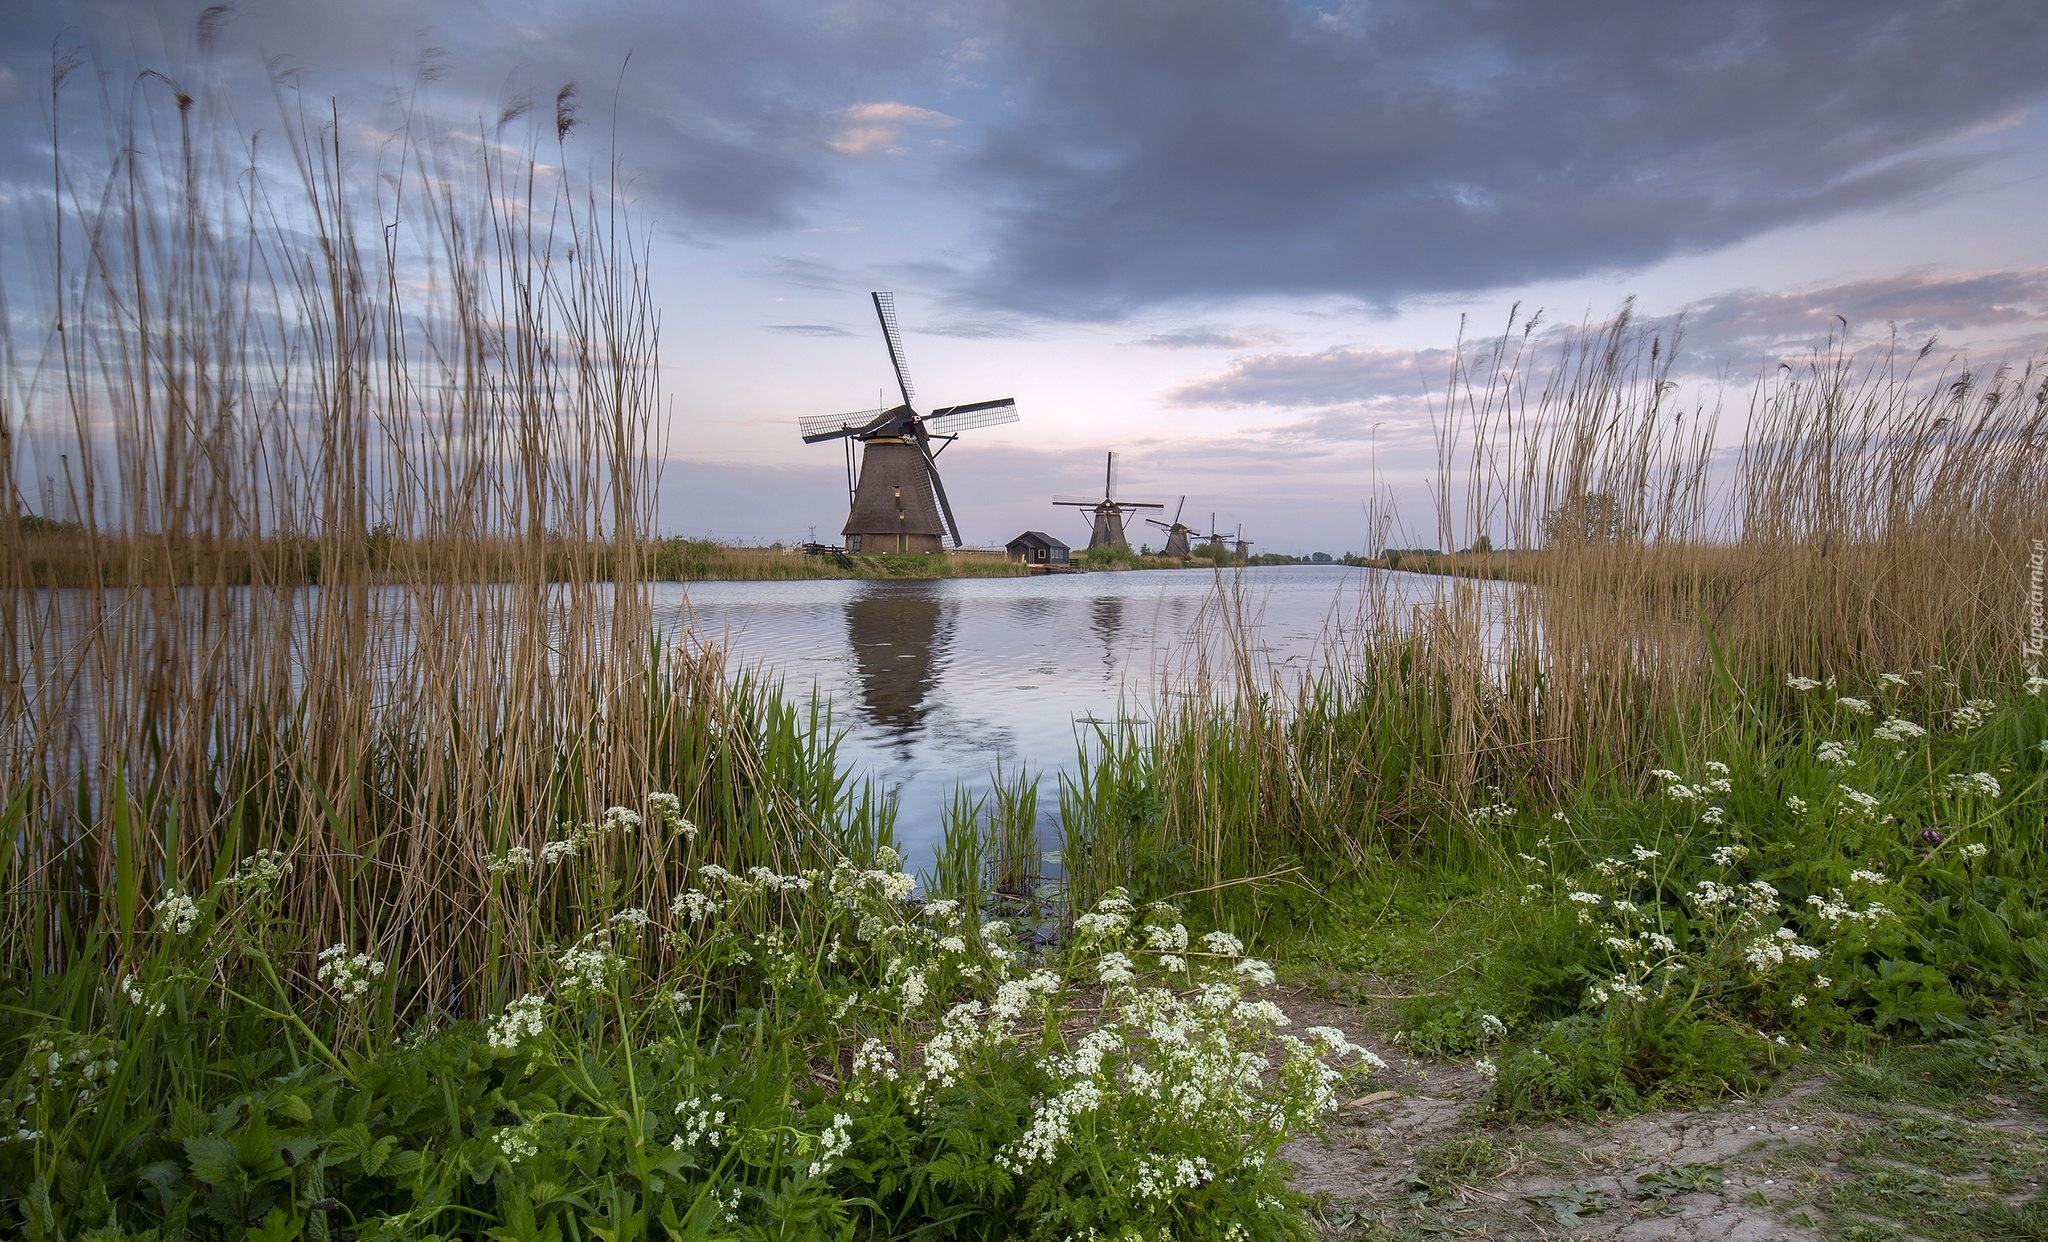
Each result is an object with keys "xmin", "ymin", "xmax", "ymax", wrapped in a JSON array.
[{"xmin": 0, "ymin": 53, "xmax": 877, "ymax": 1012}]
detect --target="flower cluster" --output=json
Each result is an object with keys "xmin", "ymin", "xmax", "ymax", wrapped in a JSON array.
[
  {"xmin": 1950, "ymin": 699, "xmax": 1995, "ymax": 730},
  {"xmin": 221, "ymin": 849, "xmax": 291, "ymax": 896},
  {"xmin": 488, "ymin": 994, "xmax": 548, "ymax": 1050},
  {"xmin": 154, "ymin": 891, "xmax": 200, "ymax": 935},
  {"xmin": 1873, "ymin": 717, "xmax": 1927, "ymax": 744},
  {"xmin": 646, "ymin": 791, "xmax": 699, "ymax": 840},
  {"xmin": 315, "ymin": 944, "xmax": 387, "ymax": 1004},
  {"xmin": 539, "ymin": 805, "xmax": 641, "ymax": 865}
]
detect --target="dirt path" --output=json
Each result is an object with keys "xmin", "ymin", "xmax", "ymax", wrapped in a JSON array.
[{"xmin": 1276, "ymin": 993, "xmax": 2048, "ymax": 1240}]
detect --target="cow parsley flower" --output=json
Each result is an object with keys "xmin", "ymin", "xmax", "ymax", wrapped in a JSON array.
[
  {"xmin": 1873, "ymin": 718, "xmax": 1926, "ymax": 743},
  {"xmin": 315, "ymin": 944, "xmax": 387, "ymax": 1004},
  {"xmin": 486, "ymin": 846, "xmax": 533, "ymax": 876},
  {"xmin": 1201, "ymin": 930, "xmax": 1245, "ymax": 957},
  {"xmin": 1951, "ymin": 699, "xmax": 1995, "ymax": 730},
  {"xmin": 154, "ymin": 892, "xmax": 200, "ymax": 935},
  {"xmin": 1235, "ymin": 958, "xmax": 1277, "ymax": 987},
  {"xmin": 1786, "ymin": 675, "xmax": 1821, "ymax": 692},
  {"xmin": 1816, "ymin": 741, "xmax": 1854, "ymax": 767},
  {"xmin": 488, "ymin": 994, "xmax": 548, "ymax": 1050}
]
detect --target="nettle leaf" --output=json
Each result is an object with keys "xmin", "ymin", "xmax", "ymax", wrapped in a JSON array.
[
  {"xmin": 274, "ymin": 1094, "xmax": 314, "ymax": 1125},
  {"xmin": 361, "ymin": 1135, "xmax": 400, "ymax": 1177},
  {"xmin": 184, "ymin": 1135, "xmax": 243, "ymax": 1188},
  {"xmin": 169, "ymin": 1099, "xmax": 209, "ymax": 1142},
  {"xmin": 325, "ymin": 1124, "xmax": 375, "ymax": 1166},
  {"xmin": 246, "ymin": 1206, "xmax": 298, "ymax": 1242},
  {"xmin": 232, "ymin": 1118, "xmax": 289, "ymax": 1182}
]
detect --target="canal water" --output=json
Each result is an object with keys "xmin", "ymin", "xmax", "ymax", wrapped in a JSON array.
[{"xmin": 655, "ymin": 565, "xmax": 1453, "ymax": 868}]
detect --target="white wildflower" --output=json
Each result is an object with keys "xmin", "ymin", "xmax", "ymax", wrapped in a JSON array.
[
  {"xmin": 807, "ymin": 1113, "xmax": 853, "ymax": 1178},
  {"xmin": 1836, "ymin": 697, "xmax": 1872, "ymax": 716},
  {"xmin": 1873, "ymin": 718, "xmax": 1927, "ymax": 743},
  {"xmin": 1951, "ymin": 699, "xmax": 1995, "ymax": 730},
  {"xmin": 1786, "ymin": 675, "xmax": 1821, "ymax": 692},
  {"xmin": 1235, "ymin": 958, "xmax": 1277, "ymax": 987},
  {"xmin": 488, "ymin": 994, "xmax": 548, "ymax": 1050},
  {"xmin": 1816, "ymin": 741, "xmax": 1854, "ymax": 767},
  {"xmin": 315, "ymin": 944, "xmax": 387, "ymax": 1004},
  {"xmin": 154, "ymin": 892, "xmax": 200, "ymax": 935},
  {"xmin": 486, "ymin": 846, "xmax": 534, "ymax": 876},
  {"xmin": 1201, "ymin": 930, "xmax": 1245, "ymax": 957}
]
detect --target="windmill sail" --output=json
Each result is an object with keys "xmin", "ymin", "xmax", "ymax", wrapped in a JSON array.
[{"xmin": 873, "ymin": 292, "xmax": 915, "ymax": 406}]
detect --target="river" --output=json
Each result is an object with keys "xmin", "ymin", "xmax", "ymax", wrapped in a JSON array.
[{"xmin": 658, "ymin": 565, "xmax": 1458, "ymax": 868}]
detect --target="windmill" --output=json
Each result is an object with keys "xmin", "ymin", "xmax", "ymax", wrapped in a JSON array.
[
  {"xmin": 1233, "ymin": 524, "xmax": 1253, "ymax": 560},
  {"xmin": 1146, "ymin": 496, "xmax": 1195, "ymax": 558},
  {"xmin": 1053, "ymin": 452, "xmax": 1165, "ymax": 551},
  {"xmin": 1196, "ymin": 512, "xmax": 1229, "ymax": 560},
  {"xmin": 799, "ymin": 292, "xmax": 1019, "ymax": 553}
]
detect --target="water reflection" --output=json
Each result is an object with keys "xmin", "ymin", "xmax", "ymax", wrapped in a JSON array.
[
  {"xmin": 844, "ymin": 582, "xmax": 951, "ymax": 753},
  {"xmin": 1089, "ymin": 595, "xmax": 1124, "ymax": 676}
]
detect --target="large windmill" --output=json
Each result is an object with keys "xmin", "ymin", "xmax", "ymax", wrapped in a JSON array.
[
  {"xmin": 799, "ymin": 293, "xmax": 1019, "ymax": 553},
  {"xmin": 1145, "ymin": 496, "xmax": 1195, "ymax": 558},
  {"xmin": 1053, "ymin": 452, "xmax": 1164, "ymax": 551}
]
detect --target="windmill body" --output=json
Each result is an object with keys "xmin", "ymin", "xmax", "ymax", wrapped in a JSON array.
[
  {"xmin": 1053, "ymin": 452, "xmax": 1164, "ymax": 551},
  {"xmin": 798, "ymin": 293, "xmax": 1018, "ymax": 553},
  {"xmin": 1146, "ymin": 496, "xmax": 1194, "ymax": 558}
]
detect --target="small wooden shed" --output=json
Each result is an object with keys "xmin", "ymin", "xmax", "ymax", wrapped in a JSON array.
[{"xmin": 1006, "ymin": 530, "xmax": 1070, "ymax": 565}]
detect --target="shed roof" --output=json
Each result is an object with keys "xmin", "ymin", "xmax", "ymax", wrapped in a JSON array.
[{"xmin": 1006, "ymin": 530, "xmax": 1069, "ymax": 551}]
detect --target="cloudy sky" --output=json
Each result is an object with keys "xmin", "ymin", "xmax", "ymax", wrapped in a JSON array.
[{"xmin": 7, "ymin": 1, "xmax": 2048, "ymax": 553}]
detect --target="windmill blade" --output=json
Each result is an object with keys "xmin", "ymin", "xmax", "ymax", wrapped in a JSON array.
[
  {"xmin": 910, "ymin": 424, "xmax": 963, "ymax": 546},
  {"xmin": 1172, "ymin": 495, "xmax": 1186, "ymax": 525},
  {"xmin": 872, "ymin": 292, "xmax": 915, "ymax": 407},
  {"xmin": 1145, "ymin": 517, "xmax": 1173, "ymax": 529},
  {"xmin": 1105, "ymin": 451, "xmax": 1116, "ymax": 499},
  {"xmin": 799, "ymin": 408, "xmax": 892, "ymax": 443},
  {"xmin": 1052, "ymin": 494, "xmax": 1105, "ymax": 506},
  {"xmin": 925, "ymin": 399, "xmax": 1020, "ymax": 437},
  {"xmin": 1115, "ymin": 499, "xmax": 1169, "ymax": 511}
]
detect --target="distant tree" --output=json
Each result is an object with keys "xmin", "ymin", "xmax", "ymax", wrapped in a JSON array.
[
  {"xmin": 1540, "ymin": 492, "xmax": 1621, "ymax": 546},
  {"xmin": 1465, "ymin": 533, "xmax": 1494, "ymax": 554}
]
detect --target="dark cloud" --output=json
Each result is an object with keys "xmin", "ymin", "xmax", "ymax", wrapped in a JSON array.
[
  {"xmin": 1676, "ymin": 268, "xmax": 2048, "ymax": 363},
  {"xmin": 1135, "ymin": 328, "xmax": 1256, "ymax": 350},
  {"xmin": 1173, "ymin": 345, "xmax": 1450, "ymax": 406},
  {"xmin": 762, "ymin": 323, "xmax": 857, "ymax": 336},
  {"xmin": 964, "ymin": 0, "xmax": 2048, "ymax": 313},
  {"xmin": 1169, "ymin": 267, "xmax": 2048, "ymax": 416},
  {"xmin": 0, "ymin": 1, "xmax": 942, "ymax": 237}
]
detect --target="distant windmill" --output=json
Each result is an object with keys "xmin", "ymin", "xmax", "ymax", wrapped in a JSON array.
[
  {"xmin": 1053, "ymin": 452, "xmax": 1165, "ymax": 551},
  {"xmin": 1146, "ymin": 496, "xmax": 1195, "ymax": 558},
  {"xmin": 1196, "ymin": 512, "xmax": 1229, "ymax": 560},
  {"xmin": 798, "ymin": 292, "xmax": 1020, "ymax": 552},
  {"xmin": 1233, "ymin": 524, "xmax": 1253, "ymax": 560}
]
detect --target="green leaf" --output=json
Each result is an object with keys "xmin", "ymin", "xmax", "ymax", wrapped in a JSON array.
[
  {"xmin": 247, "ymin": 1207, "xmax": 300, "ymax": 1242},
  {"xmin": 361, "ymin": 1134, "xmax": 399, "ymax": 1177},
  {"xmin": 184, "ymin": 1135, "xmax": 244, "ymax": 1188},
  {"xmin": 274, "ymin": 1094, "xmax": 314, "ymax": 1124}
]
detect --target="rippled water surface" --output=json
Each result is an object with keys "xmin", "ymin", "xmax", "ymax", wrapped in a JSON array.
[{"xmin": 656, "ymin": 565, "xmax": 1444, "ymax": 865}]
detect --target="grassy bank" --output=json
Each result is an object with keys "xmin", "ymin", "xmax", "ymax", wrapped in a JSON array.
[{"xmin": 647, "ymin": 538, "xmax": 1029, "ymax": 581}]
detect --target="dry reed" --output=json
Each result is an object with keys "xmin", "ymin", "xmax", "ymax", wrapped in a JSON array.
[{"xmin": 0, "ymin": 55, "xmax": 869, "ymax": 1008}]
